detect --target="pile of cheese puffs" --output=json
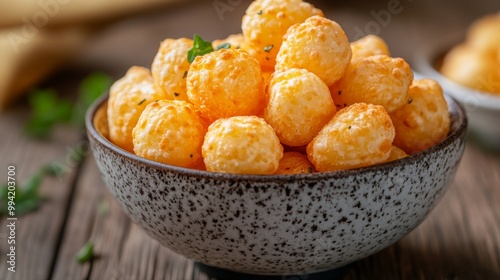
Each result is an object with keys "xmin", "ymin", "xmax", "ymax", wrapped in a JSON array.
[{"xmin": 107, "ymin": 0, "xmax": 450, "ymax": 175}]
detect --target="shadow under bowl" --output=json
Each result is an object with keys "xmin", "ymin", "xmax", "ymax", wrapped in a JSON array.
[{"xmin": 86, "ymin": 94, "xmax": 467, "ymax": 275}]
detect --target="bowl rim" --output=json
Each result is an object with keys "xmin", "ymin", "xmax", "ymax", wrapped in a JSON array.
[{"xmin": 86, "ymin": 93, "xmax": 467, "ymax": 183}]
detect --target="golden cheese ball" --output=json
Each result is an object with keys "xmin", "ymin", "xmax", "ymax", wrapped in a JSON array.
[
  {"xmin": 307, "ymin": 103, "xmax": 395, "ymax": 171},
  {"xmin": 386, "ymin": 146, "xmax": 408, "ymax": 162},
  {"xmin": 466, "ymin": 13, "xmax": 500, "ymax": 53},
  {"xmin": 242, "ymin": 0, "xmax": 323, "ymax": 69},
  {"xmin": 132, "ymin": 100, "xmax": 205, "ymax": 168},
  {"xmin": 212, "ymin": 33, "xmax": 245, "ymax": 50},
  {"xmin": 202, "ymin": 116, "xmax": 283, "ymax": 174},
  {"xmin": 275, "ymin": 152, "xmax": 315, "ymax": 174},
  {"xmin": 276, "ymin": 16, "xmax": 351, "ymax": 86},
  {"xmin": 390, "ymin": 79, "xmax": 450, "ymax": 155},
  {"xmin": 151, "ymin": 38, "xmax": 193, "ymax": 101},
  {"xmin": 108, "ymin": 66, "xmax": 167, "ymax": 153},
  {"xmin": 332, "ymin": 55, "xmax": 413, "ymax": 113},
  {"xmin": 440, "ymin": 44, "xmax": 500, "ymax": 94},
  {"xmin": 350, "ymin": 34, "xmax": 390, "ymax": 62},
  {"xmin": 264, "ymin": 68, "xmax": 335, "ymax": 146},
  {"xmin": 186, "ymin": 48, "xmax": 265, "ymax": 121}
]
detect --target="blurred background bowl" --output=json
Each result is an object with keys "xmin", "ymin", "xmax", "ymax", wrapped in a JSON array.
[
  {"xmin": 412, "ymin": 32, "xmax": 500, "ymax": 151},
  {"xmin": 86, "ymin": 94, "xmax": 467, "ymax": 275}
]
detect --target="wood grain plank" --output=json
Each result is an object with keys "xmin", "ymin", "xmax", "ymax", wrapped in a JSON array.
[
  {"xmin": 51, "ymin": 155, "xmax": 131, "ymax": 280},
  {"xmin": 0, "ymin": 106, "xmax": 83, "ymax": 280}
]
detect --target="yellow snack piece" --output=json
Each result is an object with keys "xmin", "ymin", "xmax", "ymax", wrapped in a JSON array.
[
  {"xmin": 440, "ymin": 44, "xmax": 500, "ymax": 94},
  {"xmin": 242, "ymin": 0, "xmax": 323, "ymax": 69},
  {"xmin": 307, "ymin": 103, "xmax": 395, "ymax": 172},
  {"xmin": 276, "ymin": 16, "xmax": 351, "ymax": 86},
  {"xmin": 275, "ymin": 152, "xmax": 315, "ymax": 174},
  {"xmin": 108, "ymin": 66, "xmax": 167, "ymax": 153},
  {"xmin": 132, "ymin": 100, "xmax": 205, "ymax": 168},
  {"xmin": 466, "ymin": 12, "xmax": 500, "ymax": 54},
  {"xmin": 350, "ymin": 34, "xmax": 390, "ymax": 62},
  {"xmin": 391, "ymin": 79, "xmax": 450, "ymax": 155},
  {"xmin": 186, "ymin": 48, "xmax": 265, "ymax": 121},
  {"xmin": 332, "ymin": 55, "xmax": 413, "ymax": 113},
  {"xmin": 264, "ymin": 68, "xmax": 335, "ymax": 146},
  {"xmin": 212, "ymin": 33, "xmax": 245, "ymax": 50},
  {"xmin": 202, "ymin": 116, "xmax": 283, "ymax": 174},
  {"xmin": 151, "ymin": 38, "xmax": 193, "ymax": 101},
  {"xmin": 386, "ymin": 146, "xmax": 408, "ymax": 162}
]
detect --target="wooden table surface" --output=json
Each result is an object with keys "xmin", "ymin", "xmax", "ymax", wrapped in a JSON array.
[{"xmin": 1, "ymin": 1, "xmax": 500, "ymax": 279}]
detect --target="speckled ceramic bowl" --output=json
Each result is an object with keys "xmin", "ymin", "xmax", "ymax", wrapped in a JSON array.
[{"xmin": 86, "ymin": 94, "xmax": 467, "ymax": 275}]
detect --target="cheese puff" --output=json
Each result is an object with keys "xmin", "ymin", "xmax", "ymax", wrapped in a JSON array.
[
  {"xmin": 242, "ymin": 0, "xmax": 323, "ymax": 69},
  {"xmin": 151, "ymin": 38, "xmax": 193, "ymax": 101},
  {"xmin": 332, "ymin": 55, "xmax": 413, "ymax": 113},
  {"xmin": 132, "ymin": 100, "xmax": 205, "ymax": 168},
  {"xmin": 108, "ymin": 66, "xmax": 167, "ymax": 153},
  {"xmin": 390, "ymin": 79, "xmax": 450, "ymax": 155},
  {"xmin": 275, "ymin": 152, "xmax": 315, "ymax": 174},
  {"xmin": 466, "ymin": 13, "xmax": 500, "ymax": 54},
  {"xmin": 276, "ymin": 16, "xmax": 351, "ymax": 86},
  {"xmin": 264, "ymin": 68, "xmax": 335, "ymax": 146},
  {"xmin": 186, "ymin": 49, "xmax": 265, "ymax": 121},
  {"xmin": 202, "ymin": 116, "xmax": 283, "ymax": 174},
  {"xmin": 212, "ymin": 33, "xmax": 245, "ymax": 50},
  {"xmin": 386, "ymin": 146, "xmax": 408, "ymax": 162},
  {"xmin": 440, "ymin": 44, "xmax": 500, "ymax": 94},
  {"xmin": 350, "ymin": 34, "xmax": 390, "ymax": 62},
  {"xmin": 307, "ymin": 103, "xmax": 395, "ymax": 171}
]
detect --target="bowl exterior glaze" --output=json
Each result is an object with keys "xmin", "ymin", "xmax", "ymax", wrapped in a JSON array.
[{"xmin": 87, "ymin": 95, "xmax": 466, "ymax": 275}]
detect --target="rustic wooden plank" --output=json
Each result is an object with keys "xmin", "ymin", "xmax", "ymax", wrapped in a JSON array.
[
  {"xmin": 51, "ymin": 155, "xmax": 131, "ymax": 280},
  {"xmin": 0, "ymin": 105, "xmax": 83, "ymax": 280}
]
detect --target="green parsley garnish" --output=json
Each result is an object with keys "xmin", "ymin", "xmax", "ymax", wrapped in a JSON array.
[
  {"xmin": 24, "ymin": 73, "xmax": 112, "ymax": 139},
  {"xmin": 75, "ymin": 241, "xmax": 94, "ymax": 263},
  {"xmin": 257, "ymin": 10, "xmax": 263, "ymax": 15},
  {"xmin": 187, "ymin": 34, "xmax": 215, "ymax": 63},
  {"xmin": 24, "ymin": 89, "xmax": 72, "ymax": 139},
  {"xmin": 138, "ymin": 99, "xmax": 146, "ymax": 105},
  {"xmin": 183, "ymin": 70, "xmax": 188, "ymax": 79},
  {"xmin": 216, "ymin": 43, "xmax": 231, "ymax": 51},
  {"xmin": 264, "ymin": 45, "xmax": 274, "ymax": 52}
]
